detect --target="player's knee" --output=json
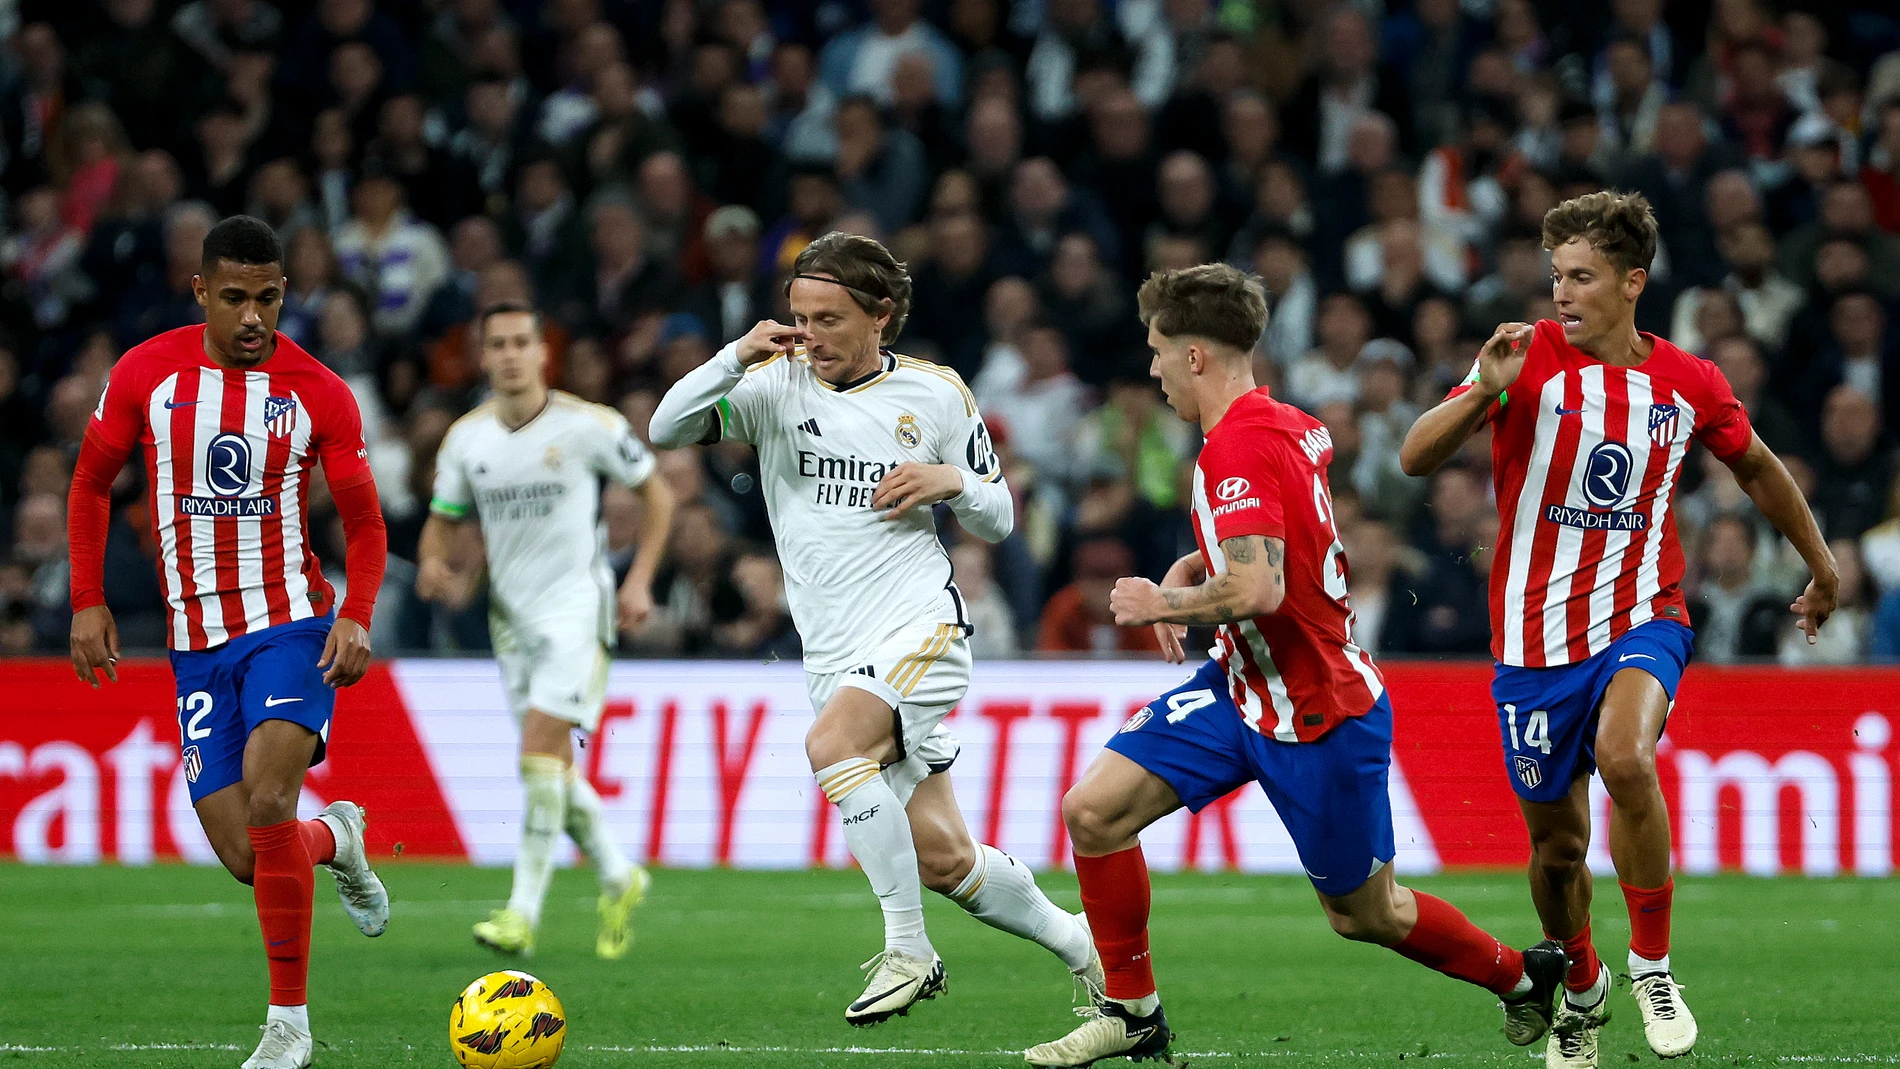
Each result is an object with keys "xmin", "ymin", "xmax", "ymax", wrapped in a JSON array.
[
  {"xmin": 917, "ymin": 840, "xmax": 975, "ymax": 895},
  {"xmin": 245, "ymin": 785, "xmax": 299, "ymax": 827},
  {"xmin": 1595, "ymin": 746, "xmax": 1658, "ymax": 800},
  {"xmin": 1062, "ymin": 787, "xmax": 1122, "ymax": 854},
  {"xmin": 1529, "ymin": 827, "xmax": 1588, "ymax": 874}
]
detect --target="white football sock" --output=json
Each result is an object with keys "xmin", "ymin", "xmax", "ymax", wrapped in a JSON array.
[
  {"xmin": 817, "ymin": 758, "xmax": 933, "ymax": 960},
  {"xmin": 507, "ymin": 754, "xmax": 568, "ymax": 928},
  {"xmin": 1566, "ymin": 962, "xmax": 1609, "ymax": 1009},
  {"xmin": 564, "ymin": 767, "xmax": 635, "ymax": 893},
  {"xmin": 945, "ymin": 844, "xmax": 1093, "ymax": 972},
  {"xmin": 1629, "ymin": 950, "xmax": 1671, "ymax": 978},
  {"xmin": 1114, "ymin": 993, "xmax": 1161, "ymax": 1016},
  {"xmin": 266, "ymin": 1003, "xmax": 309, "ymax": 1031}
]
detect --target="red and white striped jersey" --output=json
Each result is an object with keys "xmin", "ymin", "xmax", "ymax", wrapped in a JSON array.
[
  {"xmin": 1448, "ymin": 319, "xmax": 1754, "ymax": 667},
  {"xmin": 87, "ymin": 326, "xmax": 373, "ymax": 650},
  {"xmin": 1189, "ymin": 387, "xmax": 1385, "ymax": 743}
]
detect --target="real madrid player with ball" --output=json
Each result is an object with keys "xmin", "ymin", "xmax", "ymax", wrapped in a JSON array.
[
  {"xmin": 651, "ymin": 232, "xmax": 1101, "ymax": 1026},
  {"xmin": 418, "ymin": 301, "xmax": 676, "ymax": 959}
]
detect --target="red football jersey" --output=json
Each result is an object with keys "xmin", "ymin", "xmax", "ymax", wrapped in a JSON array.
[
  {"xmin": 1447, "ymin": 319, "xmax": 1754, "ymax": 667},
  {"xmin": 1189, "ymin": 387, "xmax": 1385, "ymax": 743},
  {"xmin": 86, "ymin": 326, "xmax": 373, "ymax": 650}
]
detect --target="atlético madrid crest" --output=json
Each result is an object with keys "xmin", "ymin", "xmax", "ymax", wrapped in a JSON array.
[
  {"xmin": 181, "ymin": 745, "xmax": 203, "ymax": 784},
  {"xmin": 264, "ymin": 396, "xmax": 297, "ymax": 438},
  {"xmin": 1514, "ymin": 754, "xmax": 1542, "ymax": 789},
  {"xmin": 1647, "ymin": 403, "xmax": 1680, "ymax": 447}
]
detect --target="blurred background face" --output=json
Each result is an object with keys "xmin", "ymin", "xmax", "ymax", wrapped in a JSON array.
[
  {"xmin": 1822, "ymin": 387, "xmax": 1879, "ymax": 464},
  {"xmin": 481, "ymin": 310, "xmax": 548, "ymax": 394}
]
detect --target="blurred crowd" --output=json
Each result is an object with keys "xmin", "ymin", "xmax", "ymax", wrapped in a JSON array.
[{"xmin": 2, "ymin": 0, "xmax": 1899, "ymax": 663}]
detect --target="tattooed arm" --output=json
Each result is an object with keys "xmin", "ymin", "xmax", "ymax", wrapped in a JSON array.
[{"xmin": 1109, "ymin": 536, "xmax": 1286, "ymax": 628}]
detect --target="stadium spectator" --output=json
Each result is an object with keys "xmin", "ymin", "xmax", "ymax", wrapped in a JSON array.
[
  {"xmin": 1037, "ymin": 537, "xmax": 1160, "ymax": 655},
  {"xmin": 818, "ymin": 0, "xmax": 963, "ymax": 109},
  {"xmin": 974, "ymin": 321, "xmax": 1087, "ymax": 488},
  {"xmin": 951, "ymin": 540, "xmax": 1018, "ymax": 659},
  {"xmin": 1711, "ymin": 334, "xmax": 1804, "ymax": 457},
  {"xmin": 1684, "ymin": 512, "xmax": 1785, "ymax": 663},
  {"xmin": 1779, "ymin": 538, "xmax": 1875, "ymax": 666},
  {"xmin": 582, "ymin": 197, "xmax": 684, "ymax": 337},
  {"xmin": 1252, "ymin": 228, "xmax": 1317, "ymax": 369},
  {"xmin": 332, "ymin": 165, "xmax": 450, "ymax": 335},
  {"xmin": 1812, "ymin": 385, "xmax": 1894, "ymax": 541},
  {"xmin": 1287, "ymin": 292, "xmax": 1373, "ymax": 410},
  {"xmin": 682, "ymin": 205, "xmax": 770, "ymax": 347}
]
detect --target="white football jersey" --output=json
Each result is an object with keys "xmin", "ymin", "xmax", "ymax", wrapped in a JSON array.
[
  {"xmin": 699, "ymin": 348, "xmax": 1009, "ymax": 673},
  {"xmin": 431, "ymin": 391, "xmax": 656, "ymax": 636}
]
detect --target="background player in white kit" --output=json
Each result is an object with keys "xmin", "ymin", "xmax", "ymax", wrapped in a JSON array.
[
  {"xmin": 650, "ymin": 233, "xmax": 1100, "ymax": 1027},
  {"xmin": 417, "ymin": 301, "xmax": 676, "ymax": 958}
]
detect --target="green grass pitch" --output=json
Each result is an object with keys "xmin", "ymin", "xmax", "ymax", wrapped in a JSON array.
[{"xmin": 3, "ymin": 863, "xmax": 1897, "ymax": 1068}]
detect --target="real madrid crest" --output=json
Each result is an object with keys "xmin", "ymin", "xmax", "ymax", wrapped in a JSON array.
[
  {"xmin": 895, "ymin": 413, "xmax": 921, "ymax": 448},
  {"xmin": 544, "ymin": 445, "xmax": 563, "ymax": 469}
]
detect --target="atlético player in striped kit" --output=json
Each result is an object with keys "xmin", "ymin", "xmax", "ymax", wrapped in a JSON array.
[
  {"xmin": 1401, "ymin": 192, "xmax": 1835, "ymax": 1068},
  {"xmin": 1026, "ymin": 265, "xmax": 1567, "ymax": 1069},
  {"xmin": 67, "ymin": 217, "xmax": 393, "ymax": 1069}
]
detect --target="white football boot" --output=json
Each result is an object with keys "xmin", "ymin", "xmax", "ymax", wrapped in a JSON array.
[
  {"xmin": 1631, "ymin": 973, "xmax": 1697, "ymax": 1057},
  {"xmin": 844, "ymin": 949, "xmax": 947, "ymax": 1026},
  {"xmin": 1546, "ymin": 992, "xmax": 1612, "ymax": 1069},
  {"xmin": 241, "ymin": 1019, "xmax": 312, "ymax": 1069},
  {"xmin": 1025, "ymin": 1000, "xmax": 1173, "ymax": 1068},
  {"xmin": 317, "ymin": 801, "xmax": 388, "ymax": 937}
]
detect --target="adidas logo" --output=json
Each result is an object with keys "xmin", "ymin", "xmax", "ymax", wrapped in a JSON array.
[
  {"xmin": 798, "ymin": 418, "xmax": 822, "ymax": 436},
  {"xmin": 850, "ymin": 665, "xmax": 875, "ymax": 677}
]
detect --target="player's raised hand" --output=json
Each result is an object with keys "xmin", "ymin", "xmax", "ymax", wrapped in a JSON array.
[
  {"xmin": 319, "ymin": 617, "xmax": 373, "ymax": 688},
  {"xmin": 1110, "ymin": 576, "xmax": 1166, "ymax": 628},
  {"xmin": 70, "ymin": 605, "xmax": 120, "ymax": 687},
  {"xmin": 1476, "ymin": 321, "xmax": 1534, "ymax": 399},
  {"xmin": 1792, "ymin": 572, "xmax": 1838, "ymax": 644},
  {"xmin": 735, "ymin": 319, "xmax": 810, "ymax": 366},
  {"xmin": 872, "ymin": 462, "xmax": 964, "ymax": 519}
]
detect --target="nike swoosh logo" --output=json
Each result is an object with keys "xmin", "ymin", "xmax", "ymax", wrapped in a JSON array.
[
  {"xmin": 1640, "ymin": 906, "xmax": 1665, "ymax": 912},
  {"xmin": 1619, "ymin": 654, "xmax": 1655, "ymax": 662},
  {"xmin": 263, "ymin": 696, "xmax": 303, "ymax": 707},
  {"xmin": 164, "ymin": 399, "xmax": 199, "ymax": 409},
  {"xmin": 850, "ymin": 982, "xmax": 917, "ymax": 1010},
  {"xmin": 268, "ymin": 937, "xmax": 294, "ymax": 946},
  {"xmin": 1555, "ymin": 406, "xmax": 1583, "ymax": 416}
]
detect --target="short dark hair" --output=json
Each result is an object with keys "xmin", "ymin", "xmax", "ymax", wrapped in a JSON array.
[
  {"xmin": 1136, "ymin": 262, "xmax": 1269, "ymax": 354},
  {"xmin": 478, "ymin": 300, "xmax": 542, "ymax": 339},
  {"xmin": 201, "ymin": 215, "xmax": 283, "ymax": 271},
  {"xmin": 788, "ymin": 231, "xmax": 913, "ymax": 345},
  {"xmin": 1541, "ymin": 189, "xmax": 1658, "ymax": 274}
]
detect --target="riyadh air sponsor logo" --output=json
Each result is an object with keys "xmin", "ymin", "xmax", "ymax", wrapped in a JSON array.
[
  {"xmin": 1545, "ymin": 503, "xmax": 1648, "ymax": 530},
  {"xmin": 205, "ymin": 434, "xmax": 253, "ymax": 496},
  {"xmin": 180, "ymin": 496, "xmax": 278, "ymax": 517},
  {"xmin": 1582, "ymin": 441, "xmax": 1634, "ymax": 508},
  {"xmin": 1514, "ymin": 754, "xmax": 1542, "ymax": 789}
]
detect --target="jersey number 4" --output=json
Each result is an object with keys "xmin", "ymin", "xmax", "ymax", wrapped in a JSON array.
[
  {"xmin": 1504, "ymin": 703, "xmax": 1552, "ymax": 754},
  {"xmin": 1165, "ymin": 689, "xmax": 1217, "ymax": 723}
]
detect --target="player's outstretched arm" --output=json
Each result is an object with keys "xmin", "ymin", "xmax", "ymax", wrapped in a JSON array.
[
  {"xmin": 1399, "ymin": 322, "xmax": 1532, "ymax": 476},
  {"xmin": 617, "ymin": 473, "xmax": 677, "ymax": 632},
  {"xmin": 68, "ymin": 425, "xmax": 134, "ymax": 687},
  {"xmin": 414, "ymin": 513, "xmax": 479, "ymax": 610},
  {"xmin": 649, "ymin": 320, "xmax": 808, "ymax": 448},
  {"xmin": 1723, "ymin": 431, "xmax": 1839, "ymax": 643},
  {"xmin": 1111, "ymin": 537, "xmax": 1283, "ymax": 630}
]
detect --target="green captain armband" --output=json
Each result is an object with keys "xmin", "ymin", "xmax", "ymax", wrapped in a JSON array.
[{"xmin": 430, "ymin": 498, "xmax": 469, "ymax": 519}]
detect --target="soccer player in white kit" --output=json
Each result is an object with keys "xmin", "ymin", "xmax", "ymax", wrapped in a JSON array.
[
  {"xmin": 417, "ymin": 301, "xmax": 677, "ymax": 958},
  {"xmin": 651, "ymin": 232, "xmax": 1101, "ymax": 1026}
]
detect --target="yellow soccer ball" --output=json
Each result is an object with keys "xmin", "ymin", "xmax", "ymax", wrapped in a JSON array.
[{"xmin": 448, "ymin": 970, "xmax": 567, "ymax": 1069}]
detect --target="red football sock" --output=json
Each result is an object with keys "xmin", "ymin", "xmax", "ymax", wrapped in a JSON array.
[
  {"xmin": 1074, "ymin": 845, "xmax": 1155, "ymax": 1001},
  {"xmin": 1393, "ymin": 891, "xmax": 1526, "ymax": 995},
  {"xmin": 249, "ymin": 820, "xmax": 315, "ymax": 1006},
  {"xmin": 300, "ymin": 818, "xmax": 336, "ymax": 866},
  {"xmin": 1551, "ymin": 922, "xmax": 1602, "ymax": 991},
  {"xmin": 1621, "ymin": 878, "xmax": 1673, "ymax": 961}
]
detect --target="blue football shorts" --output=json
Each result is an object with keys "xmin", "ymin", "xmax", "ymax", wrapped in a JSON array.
[
  {"xmin": 1490, "ymin": 619, "xmax": 1694, "ymax": 803},
  {"xmin": 169, "ymin": 614, "xmax": 337, "ymax": 803},
  {"xmin": 1104, "ymin": 658, "xmax": 1397, "ymax": 897}
]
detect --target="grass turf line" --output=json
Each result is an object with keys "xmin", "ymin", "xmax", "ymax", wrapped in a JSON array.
[{"xmin": 2, "ymin": 863, "xmax": 1896, "ymax": 1067}]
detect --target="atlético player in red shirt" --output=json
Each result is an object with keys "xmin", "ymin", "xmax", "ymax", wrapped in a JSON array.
[
  {"xmin": 1401, "ymin": 191, "xmax": 1834, "ymax": 1067},
  {"xmin": 1025, "ymin": 264, "xmax": 1566, "ymax": 1068},
  {"xmin": 67, "ymin": 217, "xmax": 393, "ymax": 1069}
]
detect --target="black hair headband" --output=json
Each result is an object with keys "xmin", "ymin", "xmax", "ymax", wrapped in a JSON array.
[{"xmin": 786, "ymin": 273, "xmax": 888, "ymax": 303}]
